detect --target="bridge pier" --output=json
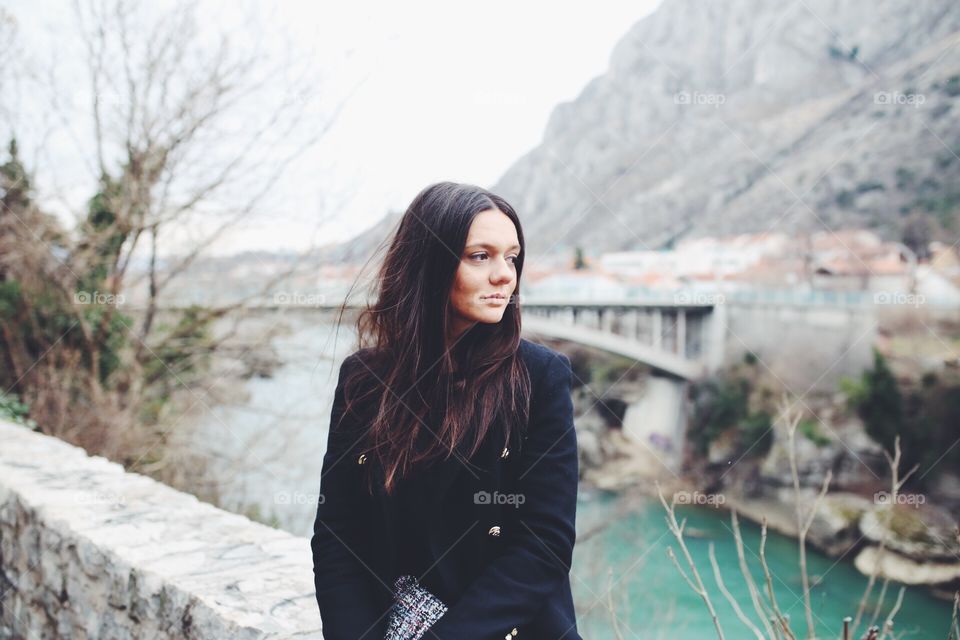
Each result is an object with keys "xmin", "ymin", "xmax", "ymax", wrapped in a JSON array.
[{"xmin": 705, "ymin": 301, "xmax": 727, "ymax": 374}]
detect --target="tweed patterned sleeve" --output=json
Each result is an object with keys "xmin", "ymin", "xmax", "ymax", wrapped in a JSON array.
[{"xmin": 384, "ymin": 574, "xmax": 449, "ymax": 640}]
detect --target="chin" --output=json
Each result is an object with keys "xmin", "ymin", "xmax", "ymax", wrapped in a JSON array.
[{"xmin": 473, "ymin": 312, "xmax": 505, "ymax": 324}]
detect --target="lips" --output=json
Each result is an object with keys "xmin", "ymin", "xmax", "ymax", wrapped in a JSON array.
[{"xmin": 482, "ymin": 294, "xmax": 506, "ymax": 300}]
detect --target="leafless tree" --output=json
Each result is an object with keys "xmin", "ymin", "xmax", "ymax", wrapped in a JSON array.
[{"xmin": 0, "ymin": 0, "xmax": 356, "ymax": 484}]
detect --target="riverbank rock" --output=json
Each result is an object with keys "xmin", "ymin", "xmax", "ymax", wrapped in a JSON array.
[
  {"xmin": 854, "ymin": 546, "xmax": 960, "ymax": 586},
  {"xmin": 725, "ymin": 489, "xmax": 871, "ymax": 555},
  {"xmin": 728, "ymin": 487, "xmax": 960, "ymax": 586},
  {"xmin": 575, "ymin": 410, "xmax": 607, "ymax": 472},
  {"xmin": 930, "ymin": 472, "xmax": 960, "ymax": 514},
  {"xmin": 578, "ymin": 413, "xmax": 679, "ymax": 491},
  {"xmin": 572, "ymin": 377, "xmax": 680, "ymax": 490},
  {"xmin": 725, "ymin": 494, "xmax": 798, "ymax": 537},
  {"xmin": 814, "ymin": 492, "xmax": 875, "ymax": 554},
  {"xmin": 828, "ymin": 421, "xmax": 888, "ymax": 489},
  {"xmin": 582, "ymin": 430, "xmax": 677, "ymax": 490},
  {"xmin": 758, "ymin": 416, "xmax": 886, "ymax": 490},
  {"xmin": 859, "ymin": 502, "xmax": 960, "ymax": 562},
  {"xmin": 707, "ymin": 428, "xmax": 739, "ymax": 465}
]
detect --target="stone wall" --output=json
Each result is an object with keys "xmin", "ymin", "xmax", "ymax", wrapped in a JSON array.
[
  {"xmin": 723, "ymin": 301, "xmax": 877, "ymax": 392},
  {"xmin": 0, "ymin": 420, "xmax": 323, "ymax": 639}
]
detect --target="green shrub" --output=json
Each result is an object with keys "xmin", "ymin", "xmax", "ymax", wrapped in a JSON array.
[
  {"xmin": 798, "ymin": 418, "xmax": 831, "ymax": 447},
  {"xmin": 842, "ymin": 348, "xmax": 960, "ymax": 487},
  {"xmin": 690, "ymin": 376, "xmax": 773, "ymax": 459},
  {"xmin": 0, "ymin": 393, "xmax": 36, "ymax": 429},
  {"xmin": 740, "ymin": 411, "xmax": 773, "ymax": 456}
]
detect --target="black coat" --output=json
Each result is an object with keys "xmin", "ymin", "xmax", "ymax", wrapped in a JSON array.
[{"xmin": 311, "ymin": 338, "xmax": 584, "ymax": 640}]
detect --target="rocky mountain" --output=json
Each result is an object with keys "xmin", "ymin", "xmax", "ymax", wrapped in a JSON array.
[
  {"xmin": 338, "ymin": 0, "xmax": 960, "ymax": 261},
  {"xmin": 493, "ymin": 0, "xmax": 960, "ymax": 257}
]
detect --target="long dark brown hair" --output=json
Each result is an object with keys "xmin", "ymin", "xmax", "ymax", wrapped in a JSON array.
[{"xmin": 333, "ymin": 181, "xmax": 532, "ymax": 496}]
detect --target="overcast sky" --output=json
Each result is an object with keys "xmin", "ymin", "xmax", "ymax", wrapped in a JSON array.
[{"xmin": 4, "ymin": 0, "xmax": 662, "ymax": 257}]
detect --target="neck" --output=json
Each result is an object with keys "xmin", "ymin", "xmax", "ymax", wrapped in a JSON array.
[{"xmin": 446, "ymin": 321, "xmax": 472, "ymax": 350}]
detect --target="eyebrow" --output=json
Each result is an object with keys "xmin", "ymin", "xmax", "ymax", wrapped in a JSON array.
[{"xmin": 466, "ymin": 242, "xmax": 521, "ymax": 252}]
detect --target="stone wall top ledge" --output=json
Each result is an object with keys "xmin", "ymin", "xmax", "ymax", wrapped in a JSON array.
[{"xmin": 0, "ymin": 420, "xmax": 325, "ymax": 639}]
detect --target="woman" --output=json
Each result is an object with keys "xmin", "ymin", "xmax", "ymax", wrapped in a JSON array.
[{"xmin": 311, "ymin": 182, "xmax": 583, "ymax": 640}]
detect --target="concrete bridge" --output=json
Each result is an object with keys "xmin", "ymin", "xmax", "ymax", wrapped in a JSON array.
[{"xmin": 520, "ymin": 298, "xmax": 726, "ymax": 380}]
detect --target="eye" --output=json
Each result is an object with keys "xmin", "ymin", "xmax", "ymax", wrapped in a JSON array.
[{"xmin": 467, "ymin": 252, "xmax": 519, "ymax": 264}]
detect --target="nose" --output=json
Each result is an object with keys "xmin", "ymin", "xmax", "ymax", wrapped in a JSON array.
[{"xmin": 491, "ymin": 256, "xmax": 514, "ymax": 284}]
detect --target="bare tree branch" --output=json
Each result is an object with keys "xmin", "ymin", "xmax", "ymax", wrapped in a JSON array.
[
  {"xmin": 657, "ymin": 481, "xmax": 726, "ymax": 639},
  {"xmin": 780, "ymin": 396, "xmax": 832, "ymax": 640}
]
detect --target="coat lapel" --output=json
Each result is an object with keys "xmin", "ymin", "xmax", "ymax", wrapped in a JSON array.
[
  {"xmin": 371, "ymin": 440, "xmax": 472, "ymax": 505},
  {"xmin": 368, "ymin": 426, "xmax": 507, "ymax": 595},
  {"xmin": 371, "ymin": 433, "xmax": 490, "ymax": 520},
  {"xmin": 426, "ymin": 446, "xmax": 472, "ymax": 513}
]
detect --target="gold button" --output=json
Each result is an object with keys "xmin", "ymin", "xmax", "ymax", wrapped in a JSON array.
[
  {"xmin": 487, "ymin": 525, "xmax": 501, "ymax": 537},
  {"xmin": 500, "ymin": 446, "xmax": 510, "ymax": 459},
  {"xmin": 357, "ymin": 454, "xmax": 367, "ymax": 465}
]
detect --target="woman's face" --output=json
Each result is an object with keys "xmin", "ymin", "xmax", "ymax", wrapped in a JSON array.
[{"xmin": 448, "ymin": 208, "xmax": 520, "ymax": 343}]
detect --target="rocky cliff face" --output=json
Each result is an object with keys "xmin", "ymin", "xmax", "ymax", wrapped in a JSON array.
[{"xmin": 490, "ymin": 0, "xmax": 960, "ymax": 257}]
